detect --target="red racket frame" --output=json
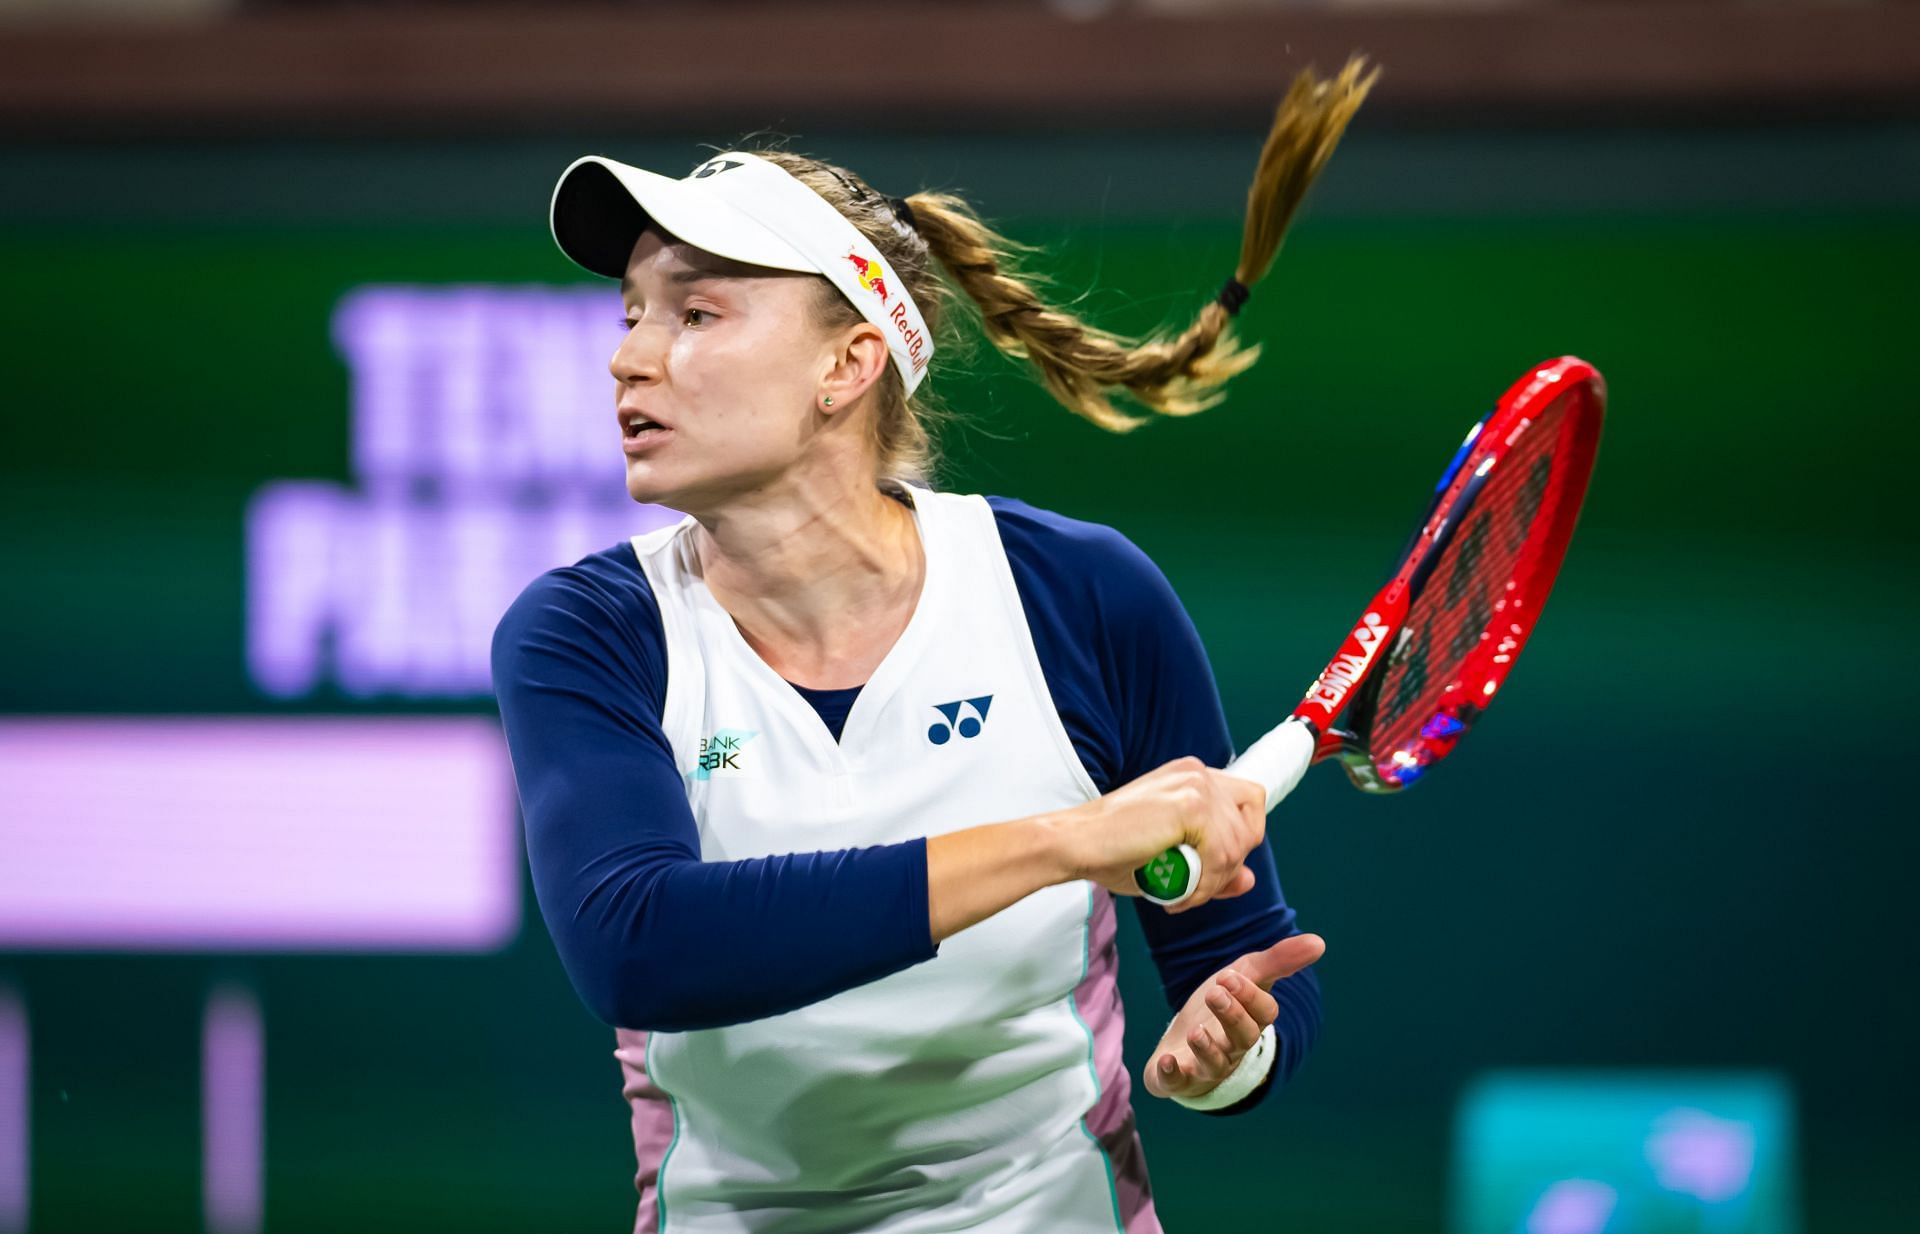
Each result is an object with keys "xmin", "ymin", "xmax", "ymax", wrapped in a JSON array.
[{"xmin": 1291, "ymin": 355, "xmax": 1606, "ymax": 791}]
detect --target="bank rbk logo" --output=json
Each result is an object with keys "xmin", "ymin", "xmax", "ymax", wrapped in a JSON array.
[{"xmin": 695, "ymin": 728, "xmax": 759, "ymax": 780}]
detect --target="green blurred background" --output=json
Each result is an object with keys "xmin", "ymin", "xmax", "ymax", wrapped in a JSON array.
[{"xmin": 3, "ymin": 120, "xmax": 1916, "ymax": 1233}]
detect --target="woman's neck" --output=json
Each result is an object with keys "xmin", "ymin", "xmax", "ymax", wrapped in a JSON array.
[{"xmin": 693, "ymin": 478, "xmax": 925, "ymax": 689}]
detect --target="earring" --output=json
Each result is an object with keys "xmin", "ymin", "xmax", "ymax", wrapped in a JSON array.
[{"xmin": 823, "ymin": 396, "xmax": 834, "ymax": 407}]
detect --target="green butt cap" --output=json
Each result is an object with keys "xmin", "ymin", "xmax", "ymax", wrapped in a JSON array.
[{"xmin": 1135, "ymin": 848, "xmax": 1193, "ymax": 901}]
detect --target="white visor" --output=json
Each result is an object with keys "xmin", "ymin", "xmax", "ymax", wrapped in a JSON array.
[{"xmin": 550, "ymin": 151, "xmax": 934, "ymax": 396}]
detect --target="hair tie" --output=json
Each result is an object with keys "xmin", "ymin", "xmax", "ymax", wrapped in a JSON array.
[
  {"xmin": 1217, "ymin": 277, "xmax": 1251, "ymax": 316},
  {"xmin": 822, "ymin": 166, "xmax": 870, "ymax": 202},
  {"xmin": 887, "ymin": 195, "xmax": 918, "ymax": 231}
]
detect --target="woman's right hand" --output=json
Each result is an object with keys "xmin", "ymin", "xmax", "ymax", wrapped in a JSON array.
[{"xmin": 1051, "ymin": 756, "xmax": 1269, "ymax": 913}]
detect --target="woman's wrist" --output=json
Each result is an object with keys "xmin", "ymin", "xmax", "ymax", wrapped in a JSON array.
[
  {"xmin": 1030, "ymin": 805, "xmax": 1087, "ymax": 885},
  {"xmin": 1170, "ymin": 1022, "xmax": 1277, "ymax": 1111}
]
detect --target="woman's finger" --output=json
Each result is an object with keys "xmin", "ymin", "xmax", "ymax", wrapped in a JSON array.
[
  {"xmin": 1188, "ymin": 1023, "xmax": 1231, "ymax": 1077},
  {"xmin": 1222, "ymin": 969, "xmax": 1279, "ymax": 1028},
  {"xmin": 1170, "ymin": 1051, "xmax": 1194, "ymax": 1088},
  {"xmin": 1207, "ymin": 982, "xmax": 1262, "ymax": 1052}
]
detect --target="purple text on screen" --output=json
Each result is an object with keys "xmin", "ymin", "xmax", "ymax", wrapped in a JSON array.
[{"xmin": 247, "ymin": 286, "xmax": 683, "ymax": 700}]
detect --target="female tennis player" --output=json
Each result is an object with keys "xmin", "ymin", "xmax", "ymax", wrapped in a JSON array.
[{"xmin": 491, "ymin": 58, "xmax": 1374, "ymax": 1234}]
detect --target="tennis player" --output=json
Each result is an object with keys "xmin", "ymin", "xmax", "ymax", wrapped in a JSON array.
[{"xmin": 492, "ymin": 60, "xmax": 1372, "ymax": 1234}]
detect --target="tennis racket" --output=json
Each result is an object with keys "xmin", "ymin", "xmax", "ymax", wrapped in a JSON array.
[{"xmin": 1134, "ymin": 355, "xmax": 1607, "ymax": 907}]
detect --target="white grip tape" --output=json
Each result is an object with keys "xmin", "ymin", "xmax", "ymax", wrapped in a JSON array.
[{"xmin": 1222, "ymin": 717, "xmax": 1317, "ymax": 815}]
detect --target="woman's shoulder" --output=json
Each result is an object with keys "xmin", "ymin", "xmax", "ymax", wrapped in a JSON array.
[
  {"xmin": 492, "ymin": 540, "xmax": 665, "ymax": 667},
  {"xmin": 981, "ymin": 494, "xmax": 1180, "ymax": 624},
  {"xmin": 983, "ymin": 492, "xmax": 1143, "ymax": 560}
]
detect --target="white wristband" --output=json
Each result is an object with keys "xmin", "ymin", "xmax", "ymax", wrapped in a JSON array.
[{"xmin": 1170, "ymin": 1022, "xmax": 1277, "ymax": 1111}]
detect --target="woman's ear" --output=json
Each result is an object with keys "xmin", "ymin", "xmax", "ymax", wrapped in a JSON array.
[{"xmin": 819, "ymin": 323, "xmax": 890, "ymax": 411}]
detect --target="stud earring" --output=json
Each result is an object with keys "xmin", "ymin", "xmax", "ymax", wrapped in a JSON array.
[{"xmin": 823, "ymin": 396, "xmax": 834, "ymax": 407}]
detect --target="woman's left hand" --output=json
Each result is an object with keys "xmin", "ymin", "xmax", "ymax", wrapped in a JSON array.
[{"xmin": 1142, "ymin": 933, "xmax": 1325, "ymax": 1101}]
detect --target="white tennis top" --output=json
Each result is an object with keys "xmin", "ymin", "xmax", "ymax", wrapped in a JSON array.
[{"xmin": 617, "ymin": 480, "xmax": 1141, "ymax": 1233}]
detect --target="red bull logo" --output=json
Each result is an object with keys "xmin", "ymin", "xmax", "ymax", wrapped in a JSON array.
[
  {"xmin": 845, "ymin": 251, "xmax": 890, "ymax": 303},
  {"xmin": 888, "ymin": 300, "xmax": 929, "ymax": 373}
]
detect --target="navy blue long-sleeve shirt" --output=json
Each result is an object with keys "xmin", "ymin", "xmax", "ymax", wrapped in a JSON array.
[{"xmin": 491, "ymin": 494, "xmax": 1321, "ymax": 1114}]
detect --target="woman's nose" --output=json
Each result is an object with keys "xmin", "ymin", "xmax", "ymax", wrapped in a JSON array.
[{"xmin": 610, "ymin": 320, "xmax": 665, "ymax": 384}]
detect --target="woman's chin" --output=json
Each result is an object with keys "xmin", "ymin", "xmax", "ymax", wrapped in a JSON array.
[
  {"xmin": 627, "ymin": 485, "xmax": 670, "ymax": 508},
  {"xmin": 624, "ymin": 467, "xmax": 673, "ymax": 507}
]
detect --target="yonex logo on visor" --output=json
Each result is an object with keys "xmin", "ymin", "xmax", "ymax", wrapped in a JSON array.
[{"xmin": 550, "ymin": 149, "xmax": 935, "ymax": 395}]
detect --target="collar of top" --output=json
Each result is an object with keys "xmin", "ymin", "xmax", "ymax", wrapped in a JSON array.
[{"xmin": 550, "ymin": 150, "xmax": 934, "ymax": 396}]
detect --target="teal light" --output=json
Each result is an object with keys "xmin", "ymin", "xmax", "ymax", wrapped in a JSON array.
[{"xmin": 1451, "ymin": 1070, "xmax": 1799, "ymax": 1234}]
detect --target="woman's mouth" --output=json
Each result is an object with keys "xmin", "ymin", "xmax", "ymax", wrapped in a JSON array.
[{"xmin": 623, "ymin": 419, "xmax": 672, "ymax": 454}]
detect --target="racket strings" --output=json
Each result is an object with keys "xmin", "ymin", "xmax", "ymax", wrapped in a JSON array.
[{"xmin": 1369, "ymin": 399, "xmax": 1574, "ymax": 765}]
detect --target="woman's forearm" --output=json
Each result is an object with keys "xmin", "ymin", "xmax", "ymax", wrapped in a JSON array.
[{"xmin": 926, "ymin": 811, "xmax": 1079, "ymax": 944}]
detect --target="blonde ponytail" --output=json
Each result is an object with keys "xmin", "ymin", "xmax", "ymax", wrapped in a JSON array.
[{"xmin": 904, "ymin": 54, "xmax": 1379, "ymax": 433}]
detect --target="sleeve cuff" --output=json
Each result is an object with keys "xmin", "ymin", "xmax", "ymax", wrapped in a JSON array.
[{"xmin": 1171, "ymin": 1022, "xmax": 1276, "ymax": 1112}]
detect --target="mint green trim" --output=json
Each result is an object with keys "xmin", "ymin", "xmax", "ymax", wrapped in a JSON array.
[
  {"xmin": 1063, "ymin": 882, "xmax": 1126, "ymax": 1234},
  {"xmin": 645, "ymin": 1032, "xmax": 684, "ymax": 1233}
]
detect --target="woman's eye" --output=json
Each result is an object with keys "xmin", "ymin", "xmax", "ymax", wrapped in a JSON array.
[{"xmin": 616, "ymin": 309, "xmax": 711, "ymax": 331}]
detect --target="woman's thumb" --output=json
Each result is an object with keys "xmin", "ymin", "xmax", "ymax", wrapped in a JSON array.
[
  {"xmin": 1237, "ymin": 933, "xmax": 1326, "ymax": 989},
  {"xmin": 1217, "ymin": 865, "xmax": 1257, "ymax": 898}
]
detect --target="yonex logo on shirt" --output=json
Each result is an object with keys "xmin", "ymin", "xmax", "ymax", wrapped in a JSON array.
[
  {"xmin": 926, "ymin": 696, "xmax": 993, "ymax": 745},
  {"xmin": 695, "ymin": 728, "xmax": 759, "ymax": 780}
]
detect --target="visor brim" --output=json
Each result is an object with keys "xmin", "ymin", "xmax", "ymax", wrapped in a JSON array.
[{"xmin": 549, "ymin": 156, "xmax": 820, "ymax": 280}]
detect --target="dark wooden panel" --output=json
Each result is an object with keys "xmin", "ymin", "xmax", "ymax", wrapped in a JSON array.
[{"xmin": 3, "ymin": 3, "xmax": 1917, "ymax": 135}]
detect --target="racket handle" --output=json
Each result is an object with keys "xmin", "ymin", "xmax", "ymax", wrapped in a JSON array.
[
  {"xmin": 1132, "ymin": 719, "xmax": 1317, "ymax": 908},
  {"xmin": 1223, "ymin": 716, "xmax": 1318, "ymax": 814}
]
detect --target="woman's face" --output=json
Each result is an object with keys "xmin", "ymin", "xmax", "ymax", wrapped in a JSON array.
[{"xmin": 611, "ymin": 226, "xmax": 867, "ymax": 513}]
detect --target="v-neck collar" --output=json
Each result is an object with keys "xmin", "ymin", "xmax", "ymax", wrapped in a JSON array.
[{"xmin": 682, "ymin": 483, "xmax": 942, "ymax": 772}]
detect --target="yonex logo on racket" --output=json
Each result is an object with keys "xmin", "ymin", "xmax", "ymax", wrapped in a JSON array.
[
  {"xmin": 1303, "ymin": 611, "xmax": 1390, "ymax": 717},
  {"xmin": 926, "ymin": 696, "xmax": 993, "ymax": 746}
]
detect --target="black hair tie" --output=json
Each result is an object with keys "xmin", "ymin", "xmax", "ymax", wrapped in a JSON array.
[
  {"xmin": 1217, "ymin": 277, "xmax": 1251, "ymax": 316},
  {"xmin": 887, "ymin": 195, "xmax": 918, "ymax": 231},
  {"xmin": 823, "ymin": 167, "xmax": 870, "ymax": 202}
]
